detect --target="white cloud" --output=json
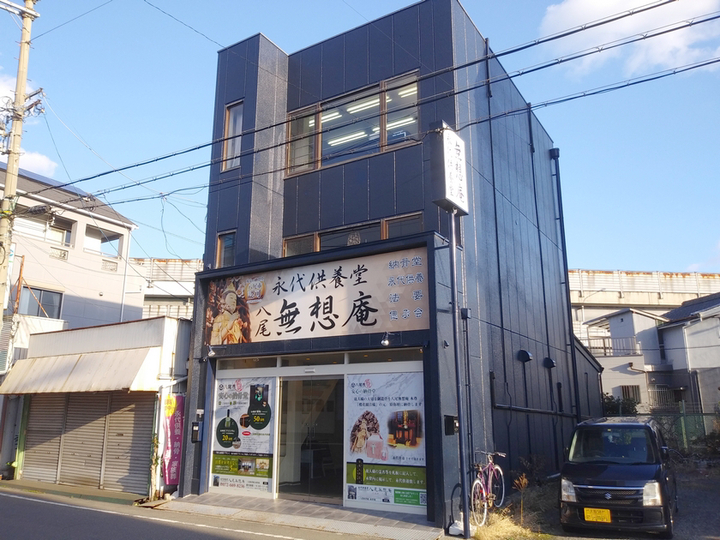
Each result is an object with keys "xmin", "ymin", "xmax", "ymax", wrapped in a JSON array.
[
  {"xmin": 0, "ymin": 150, "xmax": 57, "ymax": 178},
  {"xmin": 539, "ymin": 0, "xmax": 720, "ymax": 76},
  {"xmin": 1, "ymin": 67, "xmax": 56, "ymax": 178}
]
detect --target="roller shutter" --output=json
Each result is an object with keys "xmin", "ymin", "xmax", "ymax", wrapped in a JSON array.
[
  {"xmin": 22, "ymin": 394, "xmax": 66, "ymax": 483},
  {"xmin": 103, "ymin": 391, "xmax": 155, "ymax": 494},
  {"xmin": 58, "ymin": 394, "xmax": 109, "ymax": 487}
]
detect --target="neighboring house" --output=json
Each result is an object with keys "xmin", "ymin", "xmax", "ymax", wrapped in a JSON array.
[
  {"xmin": 569, "ymin": 269, "xmax": 720, "ymax": 342},
  {"xmin": 181, "ymin": 0, "xmax": 602, "ymax": 532},
  {"xmin": 132, "ymin": 258, "xmax": 202, "ymax": 320},
  {"xmin": 0, "ymin": 317, "xmax": 190, "ymax": 497},
  {"xmin": 0, "ymin": 164, "xmax": 146, "ymax": 373},
  {"xmin": 585, "ymin": 293, "xmax": 720, "ymax": 427}
]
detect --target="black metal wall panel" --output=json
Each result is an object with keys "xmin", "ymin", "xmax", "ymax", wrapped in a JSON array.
[
  {"xmin": 319, "ymin": 166, "xmax": 344, "ymax": 230},
  {"xmin": 393, "ymin": 7, "xmax": 420, "ymax": 75},
  {"xmin": 321, "ymin": 36, "xmax": 345, "ymax": 100},
  {"xmin": 368, "ymin": 16, "xmax": 393, "ymax": 84},
  {"xmin": 344, "ymin": 27, "xmax": 369, "ymax": 93},
  {"xmin": 343, "ymin": 160, "xmax": 369, "ymax": 225},
  {"xmin": 368, "ymin": 153, "xmax": 395, "ymax": 220},
  {"xmin": 296, "ymin": 172, "xmax": 320, "ymax": 234}
]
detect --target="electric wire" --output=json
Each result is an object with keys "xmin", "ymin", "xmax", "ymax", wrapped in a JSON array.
[
  {"xmin": 22, "ymin": 0, "xmax": 689, "ymax": 198},
  {"xmin": 66, "ymin": 51, "xmax": 720, "ymax": 209},
  {"xmin": 32, "ymin": 1, "xmax": 115, "ymax": 41}
]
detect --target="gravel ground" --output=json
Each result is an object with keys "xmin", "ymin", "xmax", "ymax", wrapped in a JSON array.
[{"xmin": 538, "ymin": 468, "xmax": 720, "ymax": 540}]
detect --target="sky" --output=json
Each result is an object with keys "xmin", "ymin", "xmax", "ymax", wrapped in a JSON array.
[{"xmin": 1, "ymin": 0, "xmax": 719, "ymax": 273}]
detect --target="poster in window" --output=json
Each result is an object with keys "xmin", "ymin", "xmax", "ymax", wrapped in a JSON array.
[
  {"xmin": 211, "ymin": 377, "xmax": 274, "ymax": 492},
  {"xmin": 345, "ymin": 373, "xmax": 426, "ymax": 509}
]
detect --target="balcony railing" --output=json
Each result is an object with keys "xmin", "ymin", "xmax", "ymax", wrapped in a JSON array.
[{"xmin": 583, "ymin": 336, "xmax": 640, "ymax": 357}]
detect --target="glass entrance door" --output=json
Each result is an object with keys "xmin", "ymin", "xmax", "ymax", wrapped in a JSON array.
[{"xmin": 278, "ymin": 378, "xmax": 344, "ymax": 502}]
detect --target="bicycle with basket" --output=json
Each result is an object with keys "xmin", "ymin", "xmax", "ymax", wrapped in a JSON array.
[{"xmin": 470, "ymin": 450, "xmax": 506, "ymax": 527}]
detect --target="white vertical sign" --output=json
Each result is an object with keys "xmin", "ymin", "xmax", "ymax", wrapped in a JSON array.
[{"xmin": 442, "ymin": 129, "xmax": 468, "ymax": 215}]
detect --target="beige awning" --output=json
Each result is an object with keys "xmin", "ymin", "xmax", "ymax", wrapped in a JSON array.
[{"xmin": 0, "ymin": 347, "xmax": 162, "ymax": 394}]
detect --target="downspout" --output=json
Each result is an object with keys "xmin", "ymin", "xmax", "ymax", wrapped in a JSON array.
[
  {"xmin": 119, "ymin": 227, "xmax": 133, "ymax": 323},
  {"xmin": 550, "ymin": 148, "xmax": 582, "ymax": 422}
]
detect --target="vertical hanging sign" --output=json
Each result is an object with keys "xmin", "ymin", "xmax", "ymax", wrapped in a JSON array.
[
  {"xmin": 162, "ymin": 394, "xmax": 184, "ymax": 485},
  {"xmin": 433, "ymin": 127, "xmax": 469, "ymax": 216}
]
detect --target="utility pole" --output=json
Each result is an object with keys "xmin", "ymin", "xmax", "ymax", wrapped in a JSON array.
[{"xmin": 0, "ymin": 0, "xmax": 40, "ymax": 326}]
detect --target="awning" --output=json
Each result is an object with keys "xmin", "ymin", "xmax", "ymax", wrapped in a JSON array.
[{"xmin": 0, "ymin": 347, "xmax": 162, "ymax": 394}]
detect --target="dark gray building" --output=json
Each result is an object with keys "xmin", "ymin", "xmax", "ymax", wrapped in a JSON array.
[{"xmin": 181, "ymin": 0, "xmax": 602, "ymax": 531}]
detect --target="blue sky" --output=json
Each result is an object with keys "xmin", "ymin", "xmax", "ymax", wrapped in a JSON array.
[{"xmin": 1, "ymin": 0, "xmax": 719, "ymax": 272}]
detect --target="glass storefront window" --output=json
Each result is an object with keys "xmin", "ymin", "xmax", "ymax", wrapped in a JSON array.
[
  {"xmin": 348, "ymin": 349, "xmax": 422, "ymax": 363},
  {"xmin": 218, "ymin": 357, "xmax": 279, "ymax": 369},
  {"xmin": 281, "ymin": 352, "xmax": 345, "ymax": 367}
]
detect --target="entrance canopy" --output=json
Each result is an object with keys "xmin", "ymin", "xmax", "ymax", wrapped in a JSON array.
[{"xmin": 0, "ymin": 347, "xmax": 162, "ymax": 394}]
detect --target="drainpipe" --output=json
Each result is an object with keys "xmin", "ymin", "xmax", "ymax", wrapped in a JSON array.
[{"xmin": 550, "ymin": 148, "xmax": 582, "ymax": 422}]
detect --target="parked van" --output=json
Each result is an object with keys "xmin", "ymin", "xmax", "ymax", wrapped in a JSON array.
[{"xmin": 559, "ymin": 417, "xmax": 677, "ymax": 538}]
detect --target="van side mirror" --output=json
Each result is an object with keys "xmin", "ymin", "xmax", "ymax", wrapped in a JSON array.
[{"xmin": 661, "ymin": 446, "xmax": 669, "ymax": 461}]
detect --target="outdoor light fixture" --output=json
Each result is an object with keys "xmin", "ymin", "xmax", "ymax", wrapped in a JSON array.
[
  {"xmin": 517, "ymin": 349, "xmax": 533, "ymax": 363},
  {"xmin": 543, "ymin": 357, "xmax": 556, "ymax": 369},
  {"xmin": 207, "ymin": 345, "xmax": 216, "ymax": 357},
  {"xmin": 381, "ymin": 332, "xmax": 390, "ymax": 347}
]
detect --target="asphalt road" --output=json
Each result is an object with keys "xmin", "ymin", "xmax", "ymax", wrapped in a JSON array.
[{"xmin": 0, "ymin": 490, "xmax": 365, "ymax": 540}]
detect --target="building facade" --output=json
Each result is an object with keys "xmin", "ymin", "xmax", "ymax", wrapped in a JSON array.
[
  {"xmin": 181, "ymin": 0, "xmax": 602, "ymax": 530},
  {"xmin": 0, "ymin": 317, "xmax": 190, "ymax": 496}
]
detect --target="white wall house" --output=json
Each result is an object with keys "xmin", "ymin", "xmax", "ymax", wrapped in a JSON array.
[
  {"xmin": 0, "ymin": 165, "xmax": 147, "ymax": 374},
  {"xmin": 585, "ymin": 294, "xmax": 720, "ymax": 428}
]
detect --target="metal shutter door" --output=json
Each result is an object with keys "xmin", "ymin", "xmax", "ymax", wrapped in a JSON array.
[
  {"xmin": 22, "ymin": 394, "xmax": 66, "ymax": 483},
  {"xmin": 58, "ymin": 394, "xmax": 109, "ymax": 487},
  {"xmin": 103, "ymin": 392, "xmax": 155, "ymax": 495}
]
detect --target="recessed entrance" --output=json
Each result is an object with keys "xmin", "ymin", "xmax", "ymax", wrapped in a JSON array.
[{"xmin": 278, "ymin": 378, "xmax": 344, "ymax": 503}]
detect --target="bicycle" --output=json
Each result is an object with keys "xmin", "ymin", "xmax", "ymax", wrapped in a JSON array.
[{"xmin": 470, "ymin": 450, "xmax": 506, "ymax": 527}]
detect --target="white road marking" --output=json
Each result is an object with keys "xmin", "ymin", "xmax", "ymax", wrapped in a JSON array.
[{"xmin": 0, "ymin": 491, "xmax": 302, "ymax": 539}]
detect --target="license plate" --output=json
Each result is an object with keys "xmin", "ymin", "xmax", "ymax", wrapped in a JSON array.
[{"xmin": 584, "ymin": 508, "xmax": 611, "ymax": 523}]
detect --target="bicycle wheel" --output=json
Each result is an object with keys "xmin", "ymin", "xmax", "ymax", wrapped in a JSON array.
[
  {"xmin": 470, "ymin": 478, "xmax": 488, "ymax": 527},
  {"xmin": 489, "ymin": 466, "xmax": 505, "ymax": 508}
]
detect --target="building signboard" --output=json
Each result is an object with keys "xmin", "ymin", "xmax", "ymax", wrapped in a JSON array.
[
  {"xmin": 433, "ymin": 128, "xmax": 469, "ymax": 215},
  {"xmin": 345, "ymin": 372, "xmax": 426, "ymax": 510},
  {"xmin": 205, "ymin": 247, "xmax": 429, "ymax": 346},
  {"xmin": 211, "ymin": 376, "xmax": 275, "ymax": 492}
]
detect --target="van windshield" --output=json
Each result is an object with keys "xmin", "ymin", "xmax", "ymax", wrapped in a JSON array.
[{"xmin": 568, "ymin": 426, "xmax": 656, "ymax": 464}]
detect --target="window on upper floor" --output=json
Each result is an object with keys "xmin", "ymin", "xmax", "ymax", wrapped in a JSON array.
[
  {"xmin": 217, "ymin": 231, "xmax": 236, "ymax": 268},
  {"xmin": 287, "ymin": 74, "xmax": 418, "ymax": 173},
  {"xmin": 19, "ymin": 286, "xmax": 62, "ymax": 319},
  {"xmin": 14, "ymin": 207, "xmax": 74, "ymax": 246},
  {"xmin": 283, "ymin": 213, "xmax": 423, "ymax": 257},
  {"xmin": 84, "ymin": 225, "xmax": 121, "ymax": 257},
  {"xmin": 223, "ymin": 101, "xmax": 243, "ymax": 171}
]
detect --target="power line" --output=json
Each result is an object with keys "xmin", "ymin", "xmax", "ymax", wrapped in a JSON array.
[
  {"xmin": 32, "ymin": 0, "xmax": 115, "ymax": 40},
  {"xmin": 22, "ymin": 0, "xmax": 685, "ymax": 199}
]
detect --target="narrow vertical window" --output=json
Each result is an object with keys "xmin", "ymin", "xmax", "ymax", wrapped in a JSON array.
[
  {"xmin": 223, "ymin": 102, "xmax": 243, "ymax": 171},
  {"xmin": 217, "ymin": 231, "xmax": 236, "ymax": 268}
]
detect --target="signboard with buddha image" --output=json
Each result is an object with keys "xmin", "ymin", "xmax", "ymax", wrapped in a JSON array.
[{"xmin": 204, "ymin": 246, "xmax": 429, "ymax": 346}]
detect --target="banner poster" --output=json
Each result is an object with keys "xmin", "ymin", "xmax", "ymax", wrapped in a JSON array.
[
  {"xmin": 211, "ymin": 376, "xmax": 275, "ymax": 492},
  {"xmin": 345, "ymin": 373, "xmax": 426, "ymax": 508},
  {"xmin": 162, "ymin": 394, "xmax": 184, "ymax": 485},
  {"xmin": 204, "ymin": 246, "xmax": 429, "ymax": 346}
]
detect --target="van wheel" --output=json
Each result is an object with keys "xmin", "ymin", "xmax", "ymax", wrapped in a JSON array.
[{"xmin": 659, "ymin": 506, "xmax": 674, "ymax": 539}]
